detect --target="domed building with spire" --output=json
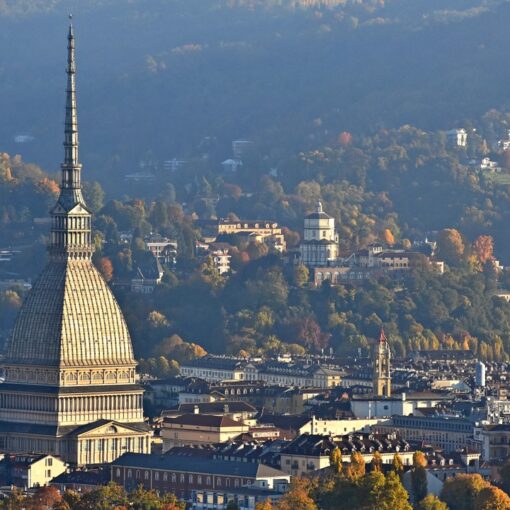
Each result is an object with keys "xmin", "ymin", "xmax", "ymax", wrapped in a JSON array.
[
  {"xmin": 300, "ymin": 202, "xmax": 339, "ymax": 267},
  {"xmin": 0, "ymin": 22, "xmax": 151, "ymax": 466}
]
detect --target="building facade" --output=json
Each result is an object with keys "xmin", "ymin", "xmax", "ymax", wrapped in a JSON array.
[
  {"xmin": 111, "ymin": 453, "xmax": 290, "ymax": 501},
  {"xmin": 0, "ymin": 23, "xmax": 150, "ymax": 465},
  {"xmin": 377, "ymin": 416, "xmax": 477, "ymax": 453},
  {"xmin": 300, "ymin": 202, "xmax": 339, "ymax": 267}
]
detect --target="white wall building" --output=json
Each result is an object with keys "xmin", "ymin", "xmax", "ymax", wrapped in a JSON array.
[{"xmin": 300, "ymin": 202, "xmax": 339, "ymax": 267}]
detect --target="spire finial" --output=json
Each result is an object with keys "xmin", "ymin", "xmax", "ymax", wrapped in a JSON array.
[
  {"xmin": 317, "ymin": 200, "xmax": 323, "ymax": 213},
  {"xmin": 61, "ymin": 17, "xmax": 81, "ymax": 188},
  {"xmin": 379, "ymin": 328, "xmax": 387, "ymax": 344}
]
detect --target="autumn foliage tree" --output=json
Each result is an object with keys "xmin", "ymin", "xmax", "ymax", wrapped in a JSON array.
[
  {"xmin": 345, "ymin": 451, "xmax": 366, "ymax": 480},
  {"xmin": 475, "ymin": 486, "xmax": 510, "ymax": 510},
  {"xmin": 472, "ymin": 235, "xmax": 494, "ymax": 267},
  {"xmin": 96, "ymin": 256, "xmax": 114, "ymax": 282},
  {"xmin": 436, "ymin": 228, "xmax": 465, "ymax": 267},
  {"xmin": 277, "ymin": 479, "xmax": 317, "ymax": 510},
  {"xmin": 441, "ymin": 474, "xmax": 490, "ymax": 510}
]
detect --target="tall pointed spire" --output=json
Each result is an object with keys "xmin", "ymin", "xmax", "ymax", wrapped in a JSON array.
[
  {"xmin": 61, "ymin": 15, "xmax": 82, "ymax": 189},
  {"xmin": 50, "ymin": 18, "xmax": 92, "ymax": 260}
]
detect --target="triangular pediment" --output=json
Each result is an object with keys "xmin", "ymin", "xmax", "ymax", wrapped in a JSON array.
[
  {"xmin": 50, "ymin": 203, "xmax": 66, "ymax": 215},
  {"xmin": 67, "ymin": 203, "xmax": 91, "ymax": 215},
  {"xmin": 70, "ymin": 420, "xmax": 147, "ymax": 438}
]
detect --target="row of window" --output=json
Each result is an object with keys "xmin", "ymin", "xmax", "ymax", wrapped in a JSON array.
[{"xmin": 120, "ymin": 468, "xmax": 247, "ymax": 488}]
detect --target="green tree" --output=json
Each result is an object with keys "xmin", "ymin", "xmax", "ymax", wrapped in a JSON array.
[
  {"xmin": 411, "ymin": 452, "xmax": 428, "ymax": 503},
  {"xmin": 293, "ymin": 264, "xmax": 310, "ymax": 287},
  {"xmin": 83, "ymin": 181, "xmax": 105, "ymax": 212},
  {"xmin": 416, "ymin": 494, "xmax": 449, "ymax": 510},
  {"xmin": 380, "ymin": 470, "xmax": 413, "ymax": 510},
  {"xmin": 75, "ymin": 482, "xmax": 128, "ymax": 510}
]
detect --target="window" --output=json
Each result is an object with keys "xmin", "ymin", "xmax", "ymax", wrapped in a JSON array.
[
  {"xmin": 144, "ymin": 471, "xmax": 149, "ymax": 480},
  {"xmin": 172, "ymin": 473, "xmax": 176, "ymax": 483},
  {"xmin": 116, "ymin": 468, "xmax": 121, "ymax": 478},
  {"xmin": 217, "ymin": 478, "xmax": 222, "ymax": 487},
  {"xmin": 180, "ymin": 474, "xmax": 185, "ymax": 483},
  {"xmin": 154, "ymin": 472, "xmax": 159, "ymax": 481},
  {"xmin": 163, "ymin": 472, "xmax": 168, "ymax": 481},
  {"xmin": 206, "ymin": 476, "xmax": 211, "ymax": 485},
  {"xmin": 189, "ymin": 475, "xmax": 194, "ymax": 483},
  {"xmin": 128, "ymin": 470, "xmax": 132, "ymax": 478}
]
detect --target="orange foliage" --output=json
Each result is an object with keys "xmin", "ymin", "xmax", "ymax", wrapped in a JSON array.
[
  {"xmin": 472, "ymin": 235, "xmax": 494, "ymax": 265},
  {"xmin": 37, "ymin": 177, "xmax": 60, "ymax": 196},
  {"xmin": 338, "ymin": 131, "xmax": 353, "ymax": 146},
  {"xmin": 97, "ymin": 257, "xmax": 114, "ymax": 282}
]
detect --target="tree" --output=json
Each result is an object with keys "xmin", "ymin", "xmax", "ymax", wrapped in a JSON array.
[
  {"xmin": 96, "ymin": 257, "xmax": 114, "ymax": 282},
  {"xmin": 411, "ymin": 452, "xmax": 428, "ymax": 503},
  {"xmin": 83, "ymin": 181, "xmax": 105, "ymax": 212},
  {"xmin": 247, "ymin": 241, "xmax": 269, "ymax": 260},
  {"xmin": 128, "ymin": 485, "xmax": 184, "ymax": 510},
  {"xmin": 345, "ymin": 451, "xmax": 365, "ymax": 480},
  {"xmin": 436, "ymin": 228, "xmax": 465, "ymax": 267},
  {"xmin": 277, "ymin": 479, "xmax": 317, "ymax": 510},
  {"xmin": 416, "ymin": 494, "xmax": 449, "ymax": 510},
  {"xmin": 499, "ymin": 459, "xmax": 510, "ymax": 496},
  {"xmin": 392, "ymin": 453, "xmax": 404, "ymax": 475},
  {"xmin": 338, "ymin": 131, "xmax": 353, "ymax": 146},
  {"xmin": 383, "ymin": 228, "xmax": 395, "ymax": 246},
  {"xmin": 1, "ymin": 487, "xmax": 27, "ymax": 510},
  {"xmin": 441, "ymin": 474, "xmax": 489, "ymax": 510},
  {"xmin": 380, "ymin": 470, "xmax": 413, "ymax": 510},
  {"xmin": 256, "ymin": 500, "xmax": 273, "ymax": 510},
  {"xmin": 330, "ymin": 447, "xmax": 343, "ymax": 474},
  {"xmin": 472, "ymin": 235, "xmax": 494, "ymax": 266},
  {"xmin": 474, "ymin": 486, "xmax": 510, "ymax": 510},
  {"xmin": 75, "ymin": 482, "xmax": 129, "ymax": 510},
  {"xmin": 371, "ymin": 451, "xmax": 383, "ymax": 472},
  {"xmin": 293, "ymin": 264, "xmax": 310, "ymax": 287},
  {"xmin": 27, "ymin": 486, "xmax": 64, "ymax": 510}
]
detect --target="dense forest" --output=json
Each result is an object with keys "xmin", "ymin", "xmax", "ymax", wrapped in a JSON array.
[
  {"xmin": 4, "ymin": 1, "xmax": 510, "ymax": 366},
  {"xmin": 2, "ymin": 0, "xmax": 510, "ymax": 188}
]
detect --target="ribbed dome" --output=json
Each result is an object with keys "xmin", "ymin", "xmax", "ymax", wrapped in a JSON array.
[{"xmin": 7, "ymin": 259, "xmax": 135, "ymax": 368}]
